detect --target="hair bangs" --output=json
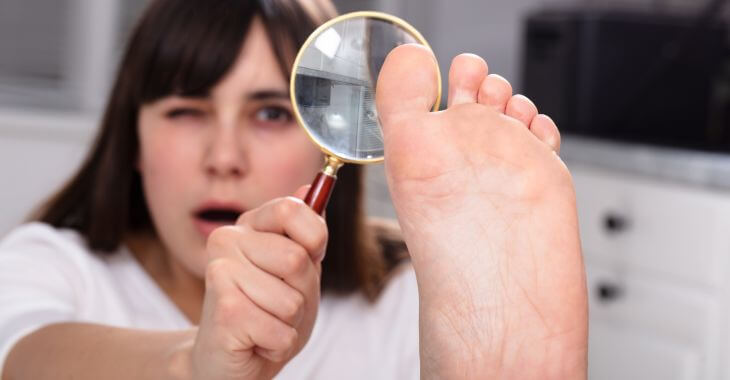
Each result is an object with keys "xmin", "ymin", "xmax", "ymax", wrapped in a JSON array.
[
  {"xmin": 258, "ymin": 0, "xmax": 336, "ymax": 79},
  {"xmin": 130, "ymin": 0, "xmax": 258, "ymax": 103}
]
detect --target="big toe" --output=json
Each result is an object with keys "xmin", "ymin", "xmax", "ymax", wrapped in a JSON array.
[{"xmin": 375, "ymin": 43, "xmax": 440, "ymax": 129}]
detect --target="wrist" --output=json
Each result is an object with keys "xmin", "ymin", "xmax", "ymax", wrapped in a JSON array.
[{"xmin": 162, "ymin": 329, "xmax": 197, "ymax": 380}]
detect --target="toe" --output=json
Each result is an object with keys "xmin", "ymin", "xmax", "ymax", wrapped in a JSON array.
[
  {"xmin": 376, "ymin": 44, "xmax": 440, "ymax": 126},
  {"xmin": 530, "ymin": 114, "xmax": 561, "ymax": 153},
  {"xmin": 505, "ymin": 94, "xmax": 538, "ymax": 127},
  {"xmin": 447, "ymin": 54, "xmax": 488, "ymax": 107},
  {"xmin": 477, "ymin": 74, "xmax": 513, "ymax": 113}
]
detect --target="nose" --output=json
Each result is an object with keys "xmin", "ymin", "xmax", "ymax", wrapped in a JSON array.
[{"xmin": 203, "ymin": 125, "xmax": 247, "ymax": 179}]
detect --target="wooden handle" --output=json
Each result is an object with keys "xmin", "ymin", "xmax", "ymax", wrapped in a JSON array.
[{"xmin": 304, "ymin": 171, "xmax": 337, "ymax": 215}]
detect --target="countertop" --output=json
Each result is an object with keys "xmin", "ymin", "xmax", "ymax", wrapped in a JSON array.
[{"xmin": 561, "ymin": 135, "xmax": 730, "ymax": 192}]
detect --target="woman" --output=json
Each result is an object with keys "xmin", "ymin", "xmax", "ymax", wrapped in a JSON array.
[{"xmin": 0, "ymin": 0, "xmax": 579, "ymax": 379}]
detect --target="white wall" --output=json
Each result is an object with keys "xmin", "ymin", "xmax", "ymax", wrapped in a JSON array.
[{"xmin": 0, "ymin": 109, "xmax": 95, "ymax": 235}]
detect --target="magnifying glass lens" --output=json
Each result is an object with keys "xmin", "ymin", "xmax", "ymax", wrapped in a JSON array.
[{"xmin": 290, "ymin": 12, "xmax": 441, "ymax": 214}]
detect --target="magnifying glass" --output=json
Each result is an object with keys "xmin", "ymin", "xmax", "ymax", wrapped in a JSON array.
[{"xmin": 290, "ymin": 11, "xmax": 442, "ymax": 214}]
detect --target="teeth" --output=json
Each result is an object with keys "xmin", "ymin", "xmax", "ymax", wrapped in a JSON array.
[{"xmin": 198, "ymin": 209, "xmax": 241, "ymax": 222}]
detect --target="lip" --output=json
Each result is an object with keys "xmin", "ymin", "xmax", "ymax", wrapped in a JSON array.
[{"xmin": 192, "ymin": 200, "xmax": 245, "ymax": 238}]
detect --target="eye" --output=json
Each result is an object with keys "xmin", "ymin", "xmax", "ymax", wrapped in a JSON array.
[
  {"xmin": 253, "ymin": 106, "xmax": 293, "ymax": 125},
  {"xmin": 165, "ymin": 107, "xmax": 206, "ymax": 120}
]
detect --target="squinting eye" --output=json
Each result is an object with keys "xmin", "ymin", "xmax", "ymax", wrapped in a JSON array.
[
  {"xmin": 254, "ymin": 106, "xmax": 293, "ymax": 124},
  {"xmin": 165, "ymin": 107, "xmax": 206, "ymax": 119}
]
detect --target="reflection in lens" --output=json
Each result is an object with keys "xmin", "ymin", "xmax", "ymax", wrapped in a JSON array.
[{"xmin": 293, "ymin": 16, "xmax": 419, "ymax": 162}]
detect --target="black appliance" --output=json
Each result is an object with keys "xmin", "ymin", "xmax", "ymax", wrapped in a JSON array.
[{"xmin": 522, "ymin": 6, "xmax": 730, "ymax": 151}]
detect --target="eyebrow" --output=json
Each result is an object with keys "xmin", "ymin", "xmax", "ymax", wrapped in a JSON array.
[{"xmin": 247, "ymin": 90, "xmax": 290, "ymax": 101}]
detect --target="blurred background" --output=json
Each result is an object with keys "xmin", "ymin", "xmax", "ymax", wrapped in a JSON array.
[{"xmin": 1, "ymin": 0, "xmax": 730, "ymax": 378}]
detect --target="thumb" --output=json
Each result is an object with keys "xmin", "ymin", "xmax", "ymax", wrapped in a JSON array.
[
  {"xmin": 375, "ymin": 43, "xmax": 440, "ymax": 127},
  {"xmin": 292, "ymin": 184, "xmax": 327, "ymax": 219},
  {"xmin": 293, "ymin": 184, "xmax": 327, "ymax": 263}
]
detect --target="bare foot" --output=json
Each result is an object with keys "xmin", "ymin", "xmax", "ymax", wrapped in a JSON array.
[{"xmin": 376, "ymin": 45, "xmax": 587, "ymax": 379}]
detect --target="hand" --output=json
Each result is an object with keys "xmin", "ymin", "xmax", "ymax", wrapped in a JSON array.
[
  {"xmin": 190, "ymin": 187, "xmax": 326, "ymax": 380},
  {"xmin": 376, "ymin": 46, "xmax": 588, "ymax": 379}
]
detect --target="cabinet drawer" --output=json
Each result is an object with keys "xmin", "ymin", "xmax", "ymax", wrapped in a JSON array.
[
  {"xmin": 586, "ymin": 264, "xmax": 721, "ymax": 379},
  {"xmin": 586, "ymin": 264, "xmax": 720, "ymax": 347},
  {"xmin": 573, "ymin": 166, "xmax": 730, "ymax": 287},
  {"xmin": 588, "ymin": 324, "xmax": 701, "ymax": 380}
]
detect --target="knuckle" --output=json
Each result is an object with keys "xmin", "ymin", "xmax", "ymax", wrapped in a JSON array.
[
  {"xmin": 282, "ymin": 292, "xmax": 305, "ymax": 321},
  {"xmin": 282, "ymin": 246, "xmax": 309, "ymax": 276},
  {"xmin": 315, "ymin": 216, "xmax": 328, "ymax": 239},
  {"xmin": 214, "ymin": 294, "xmax": 241, "ymax": 324},
  {"xmin": 235, "ymin": 211, "xmax": 248, "ymax": 225},
  {"xmin": 312, "ymin": 222, "xmax": 329, "ymax": 255},
  {"xmin": 265, "ymin": 349, "xmax": 289, "ymax": 363},
  {"xmin": 204, "ymin": 258, "xmax": 231, "ymax": 285},
  {"xmin": 205, "ymin": 226, "xmax": 238, "ymax": 253},
  {"xmin": 281, "ymin": 327, "xmax": 298, "ymax": 349},
  {"xmin": 207, "ymin": 225, "xmax": 234, "ymax": 244},
  {"xmin": 274, "ymin": 198, "xmax": 299, "ymax": 220}
]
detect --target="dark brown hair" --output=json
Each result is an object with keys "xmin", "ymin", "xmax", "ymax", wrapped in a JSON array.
[{"xmin": 32, "ymin": 0, "xmax": 405, "ymax": 301}]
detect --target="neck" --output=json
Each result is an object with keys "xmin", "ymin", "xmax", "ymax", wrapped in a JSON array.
[{"xmin": 124, "ymin": 230, "xmax": 205, "ymax": 324}]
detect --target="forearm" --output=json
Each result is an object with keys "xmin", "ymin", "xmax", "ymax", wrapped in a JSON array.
[{"xmin": 2, "ymin": 322, "xmax": 196, "ymax": 380}]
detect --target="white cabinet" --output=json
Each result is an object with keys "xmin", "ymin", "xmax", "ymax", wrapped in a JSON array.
[
  {"xmin": 571, "ymin": 164, "xmax": 730, "ymax": 379},
  {"xmin": 588, "ymin": 323, "xmax": 701, "ymax": 380}
]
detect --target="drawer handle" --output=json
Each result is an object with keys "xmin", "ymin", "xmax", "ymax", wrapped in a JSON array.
[
  {"xmin": 596, "ymin": 282, "xmax": 623, "ymax": 303},
  {"xmin": 603, "ymin": 213, "xmax": 628, "ymax": 233}
]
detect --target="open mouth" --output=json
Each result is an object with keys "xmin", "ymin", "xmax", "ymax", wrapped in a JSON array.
[{"xmin": 195, "ymin": 208, "xmax": 242, "ymax": 225}]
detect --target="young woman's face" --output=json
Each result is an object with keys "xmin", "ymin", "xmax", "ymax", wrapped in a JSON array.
[{"xmin": 137, "ymin": 17, "xmax": 322, "ymax": 277}]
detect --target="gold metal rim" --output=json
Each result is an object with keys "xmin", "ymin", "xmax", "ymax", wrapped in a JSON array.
[{"xmin": 289, "ymin": 10, "xmax": 443, "ymax": 165}]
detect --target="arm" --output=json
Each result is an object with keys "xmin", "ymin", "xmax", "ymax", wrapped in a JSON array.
[
  {"xmin": 3, "ymin": 323, "xmax": 196, "ymax": 380},
  {"xmin": 2, "ymin": 190, "xmax": 325, "ymax": 380}
]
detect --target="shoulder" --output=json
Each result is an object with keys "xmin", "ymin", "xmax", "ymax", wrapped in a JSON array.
[
  {"xmin": 1, "ymin": 222, "xmax": 92, "ymax": 258},
  {"xmin": 0, "ymin": 222, "xmax": 105, "ymax": 278},
  {"xmin": 1, "ymin": 222, "xmax": 87, "ymax": 251}
]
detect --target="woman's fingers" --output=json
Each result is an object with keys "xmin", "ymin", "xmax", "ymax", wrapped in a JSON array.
[
  {"xmin": 202, "ymin": 259, "xmax": 299, "ymax": 357},
  {"xmin": 194, "ymin": 194, "xmax": 326, "ymax": 377},
  {"xmin": 236, "ymin": 230, "xmax": 320, "ymax": 294},
  {"xmin": 238, "ymin": 197, "xmax": 328, "ymax": 262},
  {"xmin": 209, "ymin": 256, "xmax": 308, "ymax": 327},
  {"xmin": 205, "ymin": 199, "xmax": 324, "ymax": 328}
]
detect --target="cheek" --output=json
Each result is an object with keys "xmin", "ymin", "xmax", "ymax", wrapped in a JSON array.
[
  {"xmin": 138, "ymin": 127, "xmax": 201, "ymax": 211},
  {"xmin": 253, "ymin": 131, "xmax": 322, "ymax": 191}
]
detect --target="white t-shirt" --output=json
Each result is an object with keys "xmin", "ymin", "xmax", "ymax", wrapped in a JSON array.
[{"xmin": 0, "ymin": 222, "xmax": 419, "ymax": 379}]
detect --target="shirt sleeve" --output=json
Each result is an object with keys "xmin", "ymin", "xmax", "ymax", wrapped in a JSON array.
[{"xmin": 0, "ymin": 223, "xmax": 80, "ymax": 375}]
